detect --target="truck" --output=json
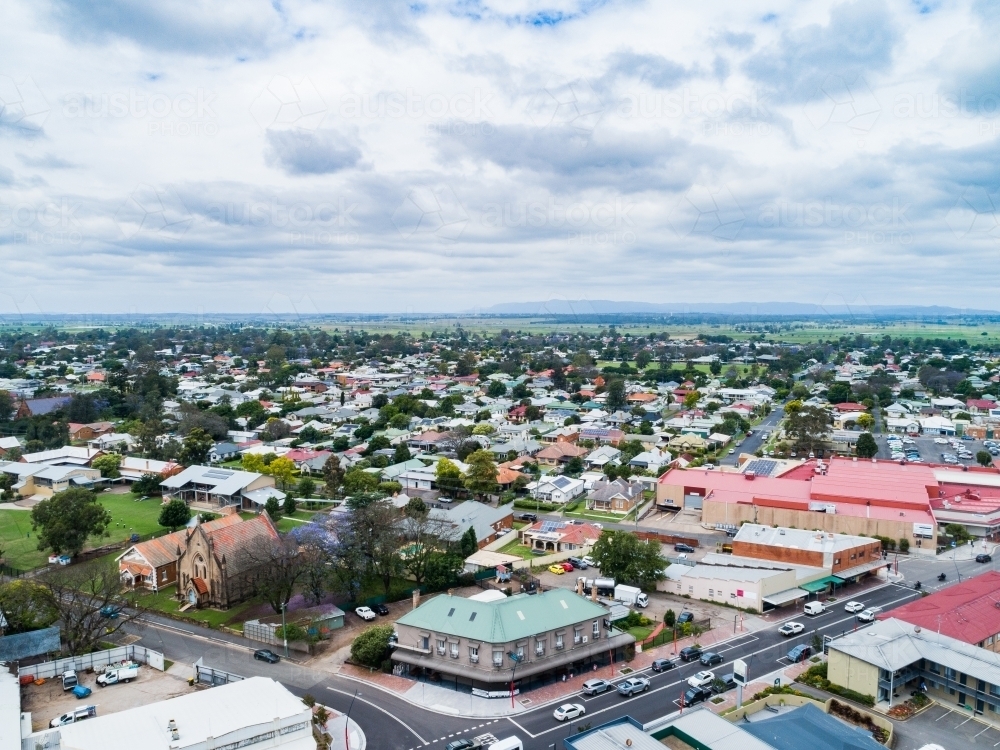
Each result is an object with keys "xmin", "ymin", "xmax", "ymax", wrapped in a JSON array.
[
  {"xmin": 50, "ymin": 705, "xmax": 97, "ymax": 727},
  {"xmin": 61, "ymin": 671, "xmax": 79, "ymax": 691},
  {"xmin": 578, "ymin": 577, "xmax": 616, "ymax": 596},
  {"xmin": 614, "ymin": 584, "xmax": 648, "ymax": 608},
  {"xmin": 97, "ymin": 664, "xmax": 139, "ymax": 686}
]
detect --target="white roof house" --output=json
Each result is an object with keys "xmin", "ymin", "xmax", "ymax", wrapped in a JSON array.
[{"xmin": 160, "ymin": 465, "xmax": 279, "ymax": 508}]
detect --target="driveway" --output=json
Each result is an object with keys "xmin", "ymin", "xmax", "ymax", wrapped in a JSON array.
[{"xmin": 893, "ymin": 702, "xmax": 1000, "ymax": 750}]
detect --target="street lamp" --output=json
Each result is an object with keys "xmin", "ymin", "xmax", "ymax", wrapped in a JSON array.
[
  {"xmin": 280, "ymin": 601, "xmax": 289, "ymax": 658},
  {"xmin": 507, "ymin": 651, "xmax": 523, "ymax": 708},
  {"xmin": 344, "ymin": 689, "xmax": 361, "ymax": 750}
]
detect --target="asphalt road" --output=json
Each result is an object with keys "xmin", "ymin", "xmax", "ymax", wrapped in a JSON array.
[
  {"xmin": 128, "ymin": 554, "xmax": 1000, "ymax": 750},
  {"xmin": 722, "ymin": 406, "xmax": 784, "ymax": 467}
]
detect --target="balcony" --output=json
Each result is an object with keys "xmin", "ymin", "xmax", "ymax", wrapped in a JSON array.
[{"xmin": 470, "ymin": 655, "xmax": 479, "ymax": 663}]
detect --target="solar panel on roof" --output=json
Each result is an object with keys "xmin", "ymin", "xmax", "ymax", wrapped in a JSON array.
[
  {"xmin": 744, "ymin": 459, "xmax": 778, "ymax": 477},
  {"xmin": 203, "ymin": 470, "xmax": 235, "ymax": 479}
]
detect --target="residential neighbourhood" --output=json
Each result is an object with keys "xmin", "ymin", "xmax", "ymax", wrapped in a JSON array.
[{"xmin": 3, "ymin": 324, "xmax": 1000, "ymax": 750}]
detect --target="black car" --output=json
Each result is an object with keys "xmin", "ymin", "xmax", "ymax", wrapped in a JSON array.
[
  {"xmin": 651, "ymin": 658, "xmax": 676, "ymax": 672},
  {"xmin": 976, "ymin": 554, "xmax": 993, "ymax": 563},
  {"xmin": 568, "ymin": 557, "xmax": 588, "ymax": 569},
  {"xmin": 445, "ymin": 740, "xmax": 477, "ymax": 750},
  {"xmin": 254, "ymin": 649, "xmax": 281, "ymax": 664},
  {"xmin": 674, "ymin": 543, "xmax": 695, "ymax": 553},
  {"xmin": 678, "ymin": 646, "xmax": 702, "ymax": 662},
  {"xmin": 682, "ymin": 686, "xmax": 712, "ymax": 706},
  {"xmin": 699, "ymin": 651, "xmax": 723, "ymax": 666},
  {"xmin": 676, "ymin": 611, "xmax": 694, "ymax": 625},
  {"xmin": 713, "ymin": 674, "xmax": 737, "ymax": 693},
  {"xmin": 518, "ymin": 513, "xmax": 538, "ymax": 522},
  {"xmin": 372, "ymin": 603, "xmax": 390, "ymax": 616}
]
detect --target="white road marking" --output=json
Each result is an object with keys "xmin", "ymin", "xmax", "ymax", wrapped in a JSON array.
[{"xmin": 326, "ymin": 686, "xmax": 429, "ymax": 745}]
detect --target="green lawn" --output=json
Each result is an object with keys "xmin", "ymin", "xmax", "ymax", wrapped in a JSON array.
[
  {"xmin": 496, "ymin": 537, "xmax": 536, "ymax": 560},
  {"xmin": 0, "ymin": 492, "xmax": 164, "ymax": 570},
  {"xmin": 627, "ymin": 625, "xmax": 655, "ymax": 641},
  {"xmin": 563, "ymin": 506, "xmax": 637, "ymax": 523},
  {"xmin": 134, "ymin": 584, "xmax": 259, "ymax": 629}
]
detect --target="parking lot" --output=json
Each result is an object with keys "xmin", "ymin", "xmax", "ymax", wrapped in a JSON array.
[
  {"xmin": 876, "ymin": 433, "xmax": 994, "ymax": 466},
  {"xmin": 893, "ymin": 702, "xmax": 1000, "ymax": 750}
]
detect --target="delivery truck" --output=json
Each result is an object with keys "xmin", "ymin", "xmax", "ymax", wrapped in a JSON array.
[
  {"xmin": 614, "ymin": 584, "xmax": 649, "ymax": 608},
  {"xmin": 97, "ymin": 664, "xmax": 139, "ymax": 686}
]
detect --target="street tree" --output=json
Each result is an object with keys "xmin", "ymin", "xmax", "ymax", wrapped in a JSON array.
[
  {"xmin": 856, "ymin": 413, "xmax": 875, "ymax": 430},
  {"xmin": 435, "ymin": 457, "xmax": 464, "ymax": 496},
  {"xmin": 178, "ymin": 427, "xmax": 214, "ymax": 465},
  {"xmin": 351, "ymin": 497, "xmax": 405, "ymax": 596},
  {"xmin": 31, "ymin": 488, "xmax": 112, "ymax": 557},
  {"xmin": 590, "ymin": 530, "xmax": 667, "ymax": 589},
  {"xmin": 606, "ymin": 379, "xmax": 627, "ymax": 412},
  {"xmin": 977, "ymin": 450, "xmax": 993, "ymax": 467},
  {"xmin": 855, "ymin": 432, "xmax": 879, "ymax": 459},
  {"xmin": 0, "ymin": 579, "xmax": 59, "ymax": 634},
  {"xmin": 323, "ymin": 454, "xmax": 346, "ymax": 497},
  {"xmin": 158, "ymin": 499, "xmax": 192, "ymax": 532},
  {"xmin": 784, "ymin": 405, "xmax": 832, "ymax": 454},
  {"xmin": 235, "ymin": 535, "xmax": 305, "ymax": 614},
  {"xmin": 463, "ymin": 449, "xmax": 499, "ymax": 501},
  {"xmin": 42, "ymin": 558, "xmax": 142, "ymax": 655}
]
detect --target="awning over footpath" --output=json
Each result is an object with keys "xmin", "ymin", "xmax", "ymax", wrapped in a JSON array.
[
  {"xmin": 800, "ymin": 576, "xmax": 843, "ymax": 593},
  {"xmin": 832, "ymin": 559, "xmax": 890, "ymax": 581},
  {"xmin": 762, "ymin": 587, "xmax": 809, "ymax": 605}
]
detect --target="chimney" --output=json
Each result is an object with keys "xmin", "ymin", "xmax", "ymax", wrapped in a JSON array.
[
  {"xmin": 576, "ymin": 578, "xmax": 584, "ymax": 596},
  {"xmin": 447, "ymin": 588, "xmax": 454, "ymax": 597},
  {"xmin": 412, "ymin": 589, "xmax": 421, "ymax": 610},
  {"xmin": 591, "ymin": 584, "xmax": 597, "ymax": 602}
]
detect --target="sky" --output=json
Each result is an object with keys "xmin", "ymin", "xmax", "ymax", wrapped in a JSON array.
[{"xmin": 1, "ymin": 0, "xmax": 999, "ymax": 316}]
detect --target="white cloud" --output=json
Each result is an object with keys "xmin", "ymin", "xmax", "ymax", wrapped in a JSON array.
[{"xmin": 0, "ymin": 0, "xmax": 997, "ymax": 313}]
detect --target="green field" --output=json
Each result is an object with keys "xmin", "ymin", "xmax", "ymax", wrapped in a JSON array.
[
  {"xmin": 134, "ymin": 584, "xmax": 259, "ymax": 629},
  {"xmin": 0, "ymin": 492, "xmax": 163, "ymax": 570}
]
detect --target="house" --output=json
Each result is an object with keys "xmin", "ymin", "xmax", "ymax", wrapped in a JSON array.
[
  {"xmin": 210, "ymin": 442, "xmax": 240, "ymax": 462},
  {"xmin": 535, "ymin": 442, "xmax": 589, "ymax": 468},
  {"xmin": 14, "ymin": 395, "xmax": 72, "ymax": 418},
  {"xmin": 391, "ymin": 589, "xmax": 633, "ymax": 692},
  {"xmin": 0, "ymin": 437, "xmax": 21, "ymax": 458},
  {"xmin": 431, "ymin": 501, "xmax": 514, "ymax": 548},
  {"xmin": 629, "ymin": 448, "xmax": 670, "ymax": 473},
  {"xmin": 0, "ymin": 461, "xmax": 102, "ymax": 500},
  {"xmin": 578, "ymin": 426, "xmax": 625, "ymax": 446},
  {"xmin": 119, "ymin": 457, "xmax": 179, "ymax": 482},
  {"xmin": 87, "ymin": 433, "xmax": 137, "ymax": 451},
  {"xmin": 528, "ymin": 475, "xmax": 586, "ymax": 503},
  {"xmin": 488, "ymin": 438, "xmax": 542, "ymax": 459},
  {"xmin": 539, "ymin": 426, "xmax": 580, "ymax": 444},
  {"xmin": 177, "ymin": 512, "xmax": 280, "ymax": 608},
  {"xmin": 406, "ymin": 431, "xmax": 450, "ymax": 452},
  {"xmin": 160, "ymin": 464, "xmax": 283, "ymax": 510},
  {"xmin": 966, "ymin": 399, "xmax": 995, "ymax": 415},
  {"xmin": 68, "ymin": 421, "xmax": 115, "ymax": 442},
  {"xmin": 19, "ymin": 445, "xmax": 102, "ymax": 466},
  {"xmin": 667, "ymin": 433, "xmax": 708, "ymax": 452},
  {"xmin": 584, "ymin": 445, "xmax": 621, "ymax": 470},
  {"xmin": 832, "ymin": 402, "xmax": 867, "ymax": 413},
  {"xmin": 586, "ymin": 478, "xmax": 644, "ymax": 513},
  {"xmin": 116, "ymin": 527, "xmax": 190, "ymax": 591},
  {"xmin": 520, "ymin": 519, "xmax": 601, "ymax": 552}
]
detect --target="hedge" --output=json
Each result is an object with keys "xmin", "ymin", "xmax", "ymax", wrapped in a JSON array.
[
  {"xmin": 513, "ymin": 499, "xmax": 561, "ymax": 512},
  {"xmin": 798, "ymin": 662, "xmax": 875, "ymax": 707}
]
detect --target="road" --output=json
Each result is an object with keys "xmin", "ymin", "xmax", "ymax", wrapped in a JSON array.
[
  {"xmin": 722, "ymin": 405, "xmax": 784, "ymax": 467},
  {"xmin": 130, "ymin": 552, "xmax": 999, "ymax": 750}
]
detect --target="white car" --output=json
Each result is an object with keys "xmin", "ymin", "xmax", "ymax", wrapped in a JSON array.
[
  {"xmin": 355, "ymin": 606, "xmax": 377, "ymax": 621},
  {"xmin": 778, "ymin": 621, "xmax": 805, "ymax": 637},
  {"xmin": 856, "ymin": 609, "xmax": 878, "ymax": 623},
  {"xmin": 553, "ymin": 703, "xmax": 586, "ymax": 722},
  {"xmin": 581, "ymin": 556, "xmax": 597, "ymax": 567},
  {"xmin": 844, "ymin": 601, "xmax": 865, "ymax": 613},
  {"xmin": 934, "ymin": 437, "xmax": 949, "ymax": 444},
  {"xmin": 687, "ymin": 670, "xmax": 715, "ymax": 688}
]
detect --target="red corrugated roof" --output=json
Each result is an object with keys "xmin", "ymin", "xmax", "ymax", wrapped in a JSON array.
[{"xmin": 878, "ymin": 571, "xmax": 1000, "ymax": 645}]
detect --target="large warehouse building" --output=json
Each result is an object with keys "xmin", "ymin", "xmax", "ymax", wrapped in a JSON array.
[{"xmin": 659, "ymin": 457, "xmax": 1000, "ymax": 543}]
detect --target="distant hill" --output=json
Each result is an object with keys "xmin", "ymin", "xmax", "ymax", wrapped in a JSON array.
[{"xmin": 481, "ymin": 300, "xmax": 999, "ymax": 317}]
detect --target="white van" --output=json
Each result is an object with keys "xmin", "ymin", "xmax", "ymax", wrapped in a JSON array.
[
  {"xmin": 489, "ymin": 737, "xmax": 524, "ymax": 750},
  {"xmin": 803, "ymin": 602, "xmax": 826, "ymax": 616}
]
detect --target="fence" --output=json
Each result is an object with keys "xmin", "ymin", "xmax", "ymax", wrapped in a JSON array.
[
  {"xmin": 18, "ymin": 644, "xmax": 165, "ymax": 680},
  {"xmin": 244, "ymin": 619, "xmax": 279, "ymax": 645},
  {"xmin": 640, "ymin": 618, "xmax": 712, "ymax": 649},
  {"xmin": 194, "ymin": 657, "xmax": 244, "ymax": 686},
  {"xmin": 634, "ymin": 531, "xmax": 700, "ymax": 547},
  {"xmin": 484, "ymin": 528, "xmax": 519, "ymax": 552},
  {"xmin": 0, "ymin": 563, "xmax": 30, "ymax": 578}
]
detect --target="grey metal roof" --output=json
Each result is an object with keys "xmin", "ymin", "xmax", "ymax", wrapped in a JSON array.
[
  {"xmin": 830, "ymin": 617, "xmax": 1000, "ymax": 687},
  {"xmin": 761, "ymin": 587, "xmax": 809, "ymax": 605},
  {"xmin": 743, "ymin": 702, "xmax": 884, "ymax": 750}
]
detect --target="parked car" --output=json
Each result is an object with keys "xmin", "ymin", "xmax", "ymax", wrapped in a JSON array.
[
  {"xmin": 714, "ymin": 673, "xmax": 737, "ymax": 693},
  {"xmin": 678, "ymin": 646, "xmax": 702, "ymax": 662},
  {"xmin": 651, "ymin": 658, "xmax": 676, "ymax": 672},
  {"xmin": 616, "ymin": 677, "xmax": 650, "ymax": 697},
  {"xmin": 253, "ymin": 649, "xmax": 281, "ymax": 664},
  {"xmin": 581, "ymin": 556, "xmax": 597, "ymax": 567},
  {"xmin": 355, "ymin": 606, "xmax": 377, "ymax": 621},
  {"xmin": 674, "ymin": 543, "xmax": 695, "ymax": 553},
  {"xmin": 683, "ymin": 686, "xmax": 712, "ymax": 706},
  {"xmin": 688, "ymin": 671, "xmax": 715, "ymax": 688},
  {"xmin": 778, "ymin": 622, "xmax": 805, "ymax": 636},
  {"xmin": 548, "ymin": 564, "xmax": 566, "ymax": 575},
  {"xmin": 843, "ymin": 601, "xmax": 865, "ymax": 613},
  {"xmin": 976, "ymin": 554, "xmax": 993, "ymax": 563},
  {"xmin": 553, "ymin": 703, "xmax": 586, "ymax": 722},
  {"xmin": 560, "ymin": 562, "xmax": 575, "ymax": 573},
  {"xmin": 372, "ymin": 603, "xmax": 390, "ymax": 616},
  {"xmin": 699, "ymin": 652, "xmax": 723, "ymax": 666},
  {"xmin": 676, "ymin": 611, "xmax": 694, "ymax": 624},
  {"xmin": 787, "ymin": 645, "xmax": 812, "ymax": 663},
  {"xmin": 568, "ymin": 557, "xmax": 588, "ymax": 569},
  {"xmin": 50, "ymin": 705, "xmax": 97, "ymax": 728},
  {"xmin": 856, "ymin": 609, "xmax": 878, "ymax": 623},
  {"xmin": 581, "ymin": 678, "xmax": 613, "ymax": 696},
  {"xmin": 99, "ymin": 604, "xmax": 122, "ymax": 619},
  {"xmin": 517, "ymin": 513, "xmax": 538, "ymax": 522},
  {"xmin": 445, "ymin": 740, "xmax": 478, "ymax": 750}
]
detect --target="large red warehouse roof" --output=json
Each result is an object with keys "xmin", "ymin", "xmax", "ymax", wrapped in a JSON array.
[{"xmin": 877, "ymin": 571, "xmax": 1000, "ymax": 645}]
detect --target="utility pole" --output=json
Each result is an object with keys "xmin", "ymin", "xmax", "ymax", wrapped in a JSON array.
[{"xmin": 280, "ymin": 601, "xmax": 289, "ymax": 658}]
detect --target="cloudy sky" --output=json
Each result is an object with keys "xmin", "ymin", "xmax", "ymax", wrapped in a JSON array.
[{"xmin": 1, "ymin": 0, "xmax": 999, "ymax": 315}]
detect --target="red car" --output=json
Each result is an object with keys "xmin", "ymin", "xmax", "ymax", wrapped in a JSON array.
[{"xmin": 560, "ymin": 562, "xmax": 575, "ymax": 572}]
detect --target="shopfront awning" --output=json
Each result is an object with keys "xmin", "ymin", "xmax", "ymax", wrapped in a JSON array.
[
  {"xmin": 832, "ymin": 559, "xmax": 889, "ymax": 581},
  {"xmin": 800, "ymin": 576, "xmax": 843, "ymax": 593},
  {"xmin": 762, "ymin": 587, "xmax": 809, "ymax": 606}
]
